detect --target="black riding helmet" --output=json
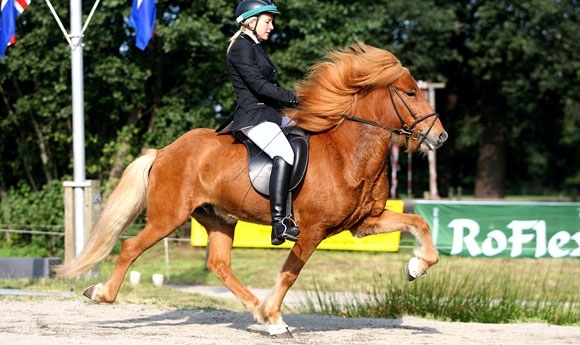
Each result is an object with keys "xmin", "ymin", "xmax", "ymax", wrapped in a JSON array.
[{"xmin": 235, "ymin": 0, "xmax": 280, "ymax": 24}]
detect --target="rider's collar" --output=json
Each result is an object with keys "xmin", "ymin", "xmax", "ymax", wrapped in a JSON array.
[{"xmin": 241, "ymin": 32, "xmax": 260, "ymax": 44}]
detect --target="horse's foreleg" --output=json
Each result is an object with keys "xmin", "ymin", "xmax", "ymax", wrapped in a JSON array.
[
  {"xmin": 354, "ymin": 210, "xmax": 439, "ymax": 280},
  {"xmin": 84, "ymin": 223, "xmax": 176, "ymax": 303},
  {"xmin": 204, "ymin": 224, "xmax": 261, "ymax": 315},
  {"xmin": 403, "ymin": 213, "xmax": 439, "ymax": 280},
  {"xmin": 258, "ymin": 233, "xmax": 324, "ymax": 337}
]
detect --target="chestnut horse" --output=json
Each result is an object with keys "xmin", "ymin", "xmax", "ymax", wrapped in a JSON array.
[{"xmin": 55, "ymin": 43, "xmax": 447, "ymax": 338}]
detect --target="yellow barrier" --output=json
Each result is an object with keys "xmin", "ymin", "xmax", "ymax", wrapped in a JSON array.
[{"xmin": 191, "ymin": 199, "xmax": 403, "ymax": 252}]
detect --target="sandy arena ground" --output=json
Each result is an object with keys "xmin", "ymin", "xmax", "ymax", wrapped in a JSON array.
[{"xmin": 1, "ymin": 298, "xmax": 579, "ymax": 345}]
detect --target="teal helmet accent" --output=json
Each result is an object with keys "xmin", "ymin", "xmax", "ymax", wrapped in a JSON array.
[{"xmin": 235, "ymin": 0, "xmax": 280, "ymax": 24}]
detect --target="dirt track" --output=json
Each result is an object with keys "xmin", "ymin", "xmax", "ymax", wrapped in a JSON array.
[{"xmin": 1, "ymin": 299, "xmax": 579, "ymax": 345}]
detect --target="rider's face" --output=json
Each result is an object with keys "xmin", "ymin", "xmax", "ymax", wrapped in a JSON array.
[{"xmin": 254, "ymin": 13, "xmax": 275, "ymax": 41}]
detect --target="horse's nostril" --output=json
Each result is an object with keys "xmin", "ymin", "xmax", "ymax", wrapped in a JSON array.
[{"xmin": 439, "ymin": 131, "xmax": 448, "ymax": 143}]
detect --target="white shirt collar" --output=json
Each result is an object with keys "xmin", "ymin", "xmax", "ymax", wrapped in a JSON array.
[{"xmin": 245, "ymin": 32, "xmax": 260, "ymax": 44}]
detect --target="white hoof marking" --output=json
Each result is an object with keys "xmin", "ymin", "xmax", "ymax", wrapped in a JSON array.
[
  {"xmin": 407, "ymin": 257, "xmax": 426, "ymax": 279},
  {"xmin": 268, "ymin": 323, "xmax": 290, "ymax": 336}
]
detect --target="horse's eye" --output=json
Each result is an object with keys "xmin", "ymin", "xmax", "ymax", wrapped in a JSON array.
[{"xmin": 406, "ymin": 91, "xmax": 416, "ymax": 98}]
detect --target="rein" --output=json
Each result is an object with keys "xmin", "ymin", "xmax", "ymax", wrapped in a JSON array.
[{"xmin": 342, "ymin": 85, "xmax": 439, "ymax": 144}]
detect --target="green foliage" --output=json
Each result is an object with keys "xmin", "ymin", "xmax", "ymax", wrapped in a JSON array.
[
  {"xmin": 0, "ymin": 180, "xmax": 65, "ymax": 257},
  {"xmin": 1, "ymin": 0, "xmax": 580, "ymax": 250},
  {"xmin": 458, "ymin": 0, "xmax": 580, "ymax": 194},
  {"xmin": 2, "ymin": 0, "xmax": 580, "ymax": 193}
]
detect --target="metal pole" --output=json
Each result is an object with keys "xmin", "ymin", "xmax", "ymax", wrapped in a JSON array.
[
  {"xmin": 70, "ymin": 0, "xmax": 86, "ymax": 255},
  {"xmin": 407, "ymin": 152, "xmax": 412, "ymax": 198},
  {"xmin": 390, "ymin": 143, "xmax": 399, "ymax": 199},
  {"xmin": 427, "ymin": 83, "xmax": 439, "ymax": 199}
]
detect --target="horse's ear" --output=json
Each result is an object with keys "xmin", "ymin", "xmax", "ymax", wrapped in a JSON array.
[
  {"xmin": 354, "ymin": 42, "xmax": 367, "ymax": 54},
  {"xmin": 347, "ymin": 42, "xmax": 366, "ymax": 55},
  {"xmin": 357, "ymin": 43, "xmax": 366, "ymax": 54}
]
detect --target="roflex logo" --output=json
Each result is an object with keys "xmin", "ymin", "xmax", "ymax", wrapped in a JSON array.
[{"xmin": 448, "ymin": 219, "xmax": 580, "ymax": 258}]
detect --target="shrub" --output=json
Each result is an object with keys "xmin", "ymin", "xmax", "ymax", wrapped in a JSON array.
[{"xmin": 0, "ymin": 180, "xmax": 65, "ymax": 257}]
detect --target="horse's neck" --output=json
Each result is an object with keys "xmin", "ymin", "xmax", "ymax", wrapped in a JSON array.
[{"xmin": 323, "ymin": 123, "xmax": 391, "ymax": 177}]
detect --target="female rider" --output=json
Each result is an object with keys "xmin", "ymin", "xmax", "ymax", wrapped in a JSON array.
[{"xmin": 223, "ymin": 0, "xmax": 300, "ymax": 246}]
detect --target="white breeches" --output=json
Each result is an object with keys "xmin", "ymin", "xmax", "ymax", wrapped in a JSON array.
[{"xmin": 241, "ymin": 121, "xmax": 295, "ymax": 165}]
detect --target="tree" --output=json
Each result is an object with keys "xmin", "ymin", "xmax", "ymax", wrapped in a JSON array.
[
  {"xmin": 1, "ymin": 0, "xmax": 580, "ymax": 205},
  {"xmin": 449, "ymin": 0, "xmax": 580, "ymax": 197}
]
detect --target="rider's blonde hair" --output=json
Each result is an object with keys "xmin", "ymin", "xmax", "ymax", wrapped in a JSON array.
[{"xmin": 227, "ymin": 17, "xmax": 258, "ymax": 53}]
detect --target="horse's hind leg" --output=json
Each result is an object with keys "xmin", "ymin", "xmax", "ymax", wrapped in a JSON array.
[
  {"xmin": 195, "ymin": 210, "xmax": 261, "ymax": 314},
  {"xmin": 84, "ymin": 222, "xmax": 179, "ymax": 303}
]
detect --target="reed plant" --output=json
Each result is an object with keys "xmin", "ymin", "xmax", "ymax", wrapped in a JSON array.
[{"xmin": 298, "ymin": 259, "xmax": 580, "ymax": 326}]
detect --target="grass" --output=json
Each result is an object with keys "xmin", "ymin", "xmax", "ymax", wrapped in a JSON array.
[
  {"xmin": 312, "ymin": 260, "xmax": 580, "ymax": 325},
  {"xmin": 1, "ymin": 239, "xmax": 579, "ymax": 325}
]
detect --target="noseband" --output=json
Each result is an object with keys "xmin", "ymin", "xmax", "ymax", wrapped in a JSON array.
[{"xmin": 343, "ymin": 85, "xmax": 439, "ymax": 145}]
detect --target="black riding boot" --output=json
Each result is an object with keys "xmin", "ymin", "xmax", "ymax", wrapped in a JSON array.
[{"xmin": 270, "ymin": 156, "xmax": 301, "ymax": 246}]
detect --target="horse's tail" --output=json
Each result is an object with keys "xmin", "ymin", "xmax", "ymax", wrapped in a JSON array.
[{"xmin": 54, "ymin": 149, "xmax": 157, "ymax": 278}]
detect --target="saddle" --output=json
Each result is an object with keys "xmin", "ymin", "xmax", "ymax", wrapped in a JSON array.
[{"xmin": 234, "ymin": 127, "xmax": 309, "ymax": 196}]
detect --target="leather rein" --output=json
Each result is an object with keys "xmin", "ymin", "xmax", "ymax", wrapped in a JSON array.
[{"xmin": 342, "ymin": 85, "xmax": 439, "ymax": 145}]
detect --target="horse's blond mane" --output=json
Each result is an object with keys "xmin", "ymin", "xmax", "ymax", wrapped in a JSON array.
[{"xmin": 289, "ymin": 42, "xmax": 406, "ymax": 132}]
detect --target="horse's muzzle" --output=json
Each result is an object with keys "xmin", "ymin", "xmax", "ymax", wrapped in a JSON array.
[
  {"xmin": 437, "ymin": 131, "xmax": 449, "ymax": 144},
  {"xmin": 421, "ymin": 130, "xmax": 448, "ymax": 151}
]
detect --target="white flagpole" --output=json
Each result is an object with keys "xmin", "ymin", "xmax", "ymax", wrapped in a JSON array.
[{"xmin": 70, "ymin": 0, "xmax": 86, "ymax": 255}]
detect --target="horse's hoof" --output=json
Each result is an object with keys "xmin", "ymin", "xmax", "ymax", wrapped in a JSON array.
[
  {"xmin": 271, "ymin": 330, "xmax": 293, "ymax": 339},
  {"xmin": 268, "ymin": 324, "xmax": 293, "ymax": 338},
  {"xmin": 83, "ymin": 285, "xmax": 95, "ymax": 300},
  {"xmin": 406, "ymin": 257, "xmax": 426, "ymax": 281},
  {"xmin": 405, "ymin": 263, "xmax": 416, "ymax": 282}
]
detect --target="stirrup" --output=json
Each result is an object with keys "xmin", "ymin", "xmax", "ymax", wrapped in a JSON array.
[{"xmin": 271, "ymin": 218, "xmax": 300, "ymax": 246}]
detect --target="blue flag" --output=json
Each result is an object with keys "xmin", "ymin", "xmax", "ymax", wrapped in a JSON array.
[
  {"xmin": 0, "ymin": 0, "xmax": 30, "ymax": 57},
  {"xmin": 128, "ymin": 0, "xmax": 155, "ymax": 50}
]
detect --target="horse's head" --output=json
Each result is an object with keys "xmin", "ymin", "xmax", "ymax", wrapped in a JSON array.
[
  {"xmin": 384, "ymin": 72, "xmax": 448, "ymax": 152},
  {"xmin": 290, "ymin": 42, "xmax": 447, "ymax": 152}
]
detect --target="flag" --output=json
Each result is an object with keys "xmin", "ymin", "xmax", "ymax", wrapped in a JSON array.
[
  {"xmin": 0, "ymin": 0, "xmax": 30, "ymax": 57},
  {"xmin": 128, "ymin": 0, "xmax": 155, "ymax": 50}
]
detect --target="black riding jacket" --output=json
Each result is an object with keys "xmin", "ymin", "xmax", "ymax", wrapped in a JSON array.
[{"xmin": 225, "ymin": 33, "xmax": 296, "ymax": 132}]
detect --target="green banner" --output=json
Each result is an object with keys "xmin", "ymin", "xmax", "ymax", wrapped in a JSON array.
[{"xmin": 414, "ymin": 201, "xmax": 580, "ymax": 258}]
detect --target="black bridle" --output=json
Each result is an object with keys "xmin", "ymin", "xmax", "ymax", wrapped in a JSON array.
[{"xmin": 342, "ymin": 85, "xmax": 439, "ymax": 145}]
